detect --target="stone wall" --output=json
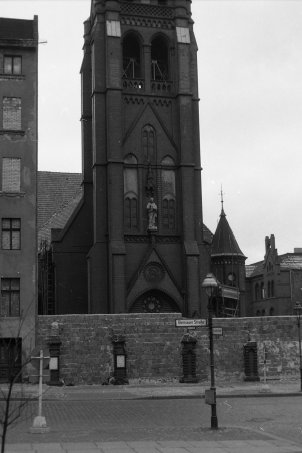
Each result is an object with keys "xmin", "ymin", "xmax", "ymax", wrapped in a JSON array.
[{"xmin": 37, "ymin": 314, "xmax": 300, "ymax": 385}]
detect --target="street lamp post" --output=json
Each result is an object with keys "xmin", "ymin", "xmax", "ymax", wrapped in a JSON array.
[
  {"xmin": 294, "ymin": 302, "xmax": 302, "ymax": 392},
  {"xmin": 202, "ymin": 273, "xmax": 219, "ymax": 430}
]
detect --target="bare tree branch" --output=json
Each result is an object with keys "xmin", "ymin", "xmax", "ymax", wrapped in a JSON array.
[{"xmin": 0, "ymin": 303, "xmax": 42, "ymax": 453}]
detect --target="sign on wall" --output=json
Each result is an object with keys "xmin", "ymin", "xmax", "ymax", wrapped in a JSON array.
[{"xmin": 175, "ymin": 319, "xmax": 208, "ymax": 328}]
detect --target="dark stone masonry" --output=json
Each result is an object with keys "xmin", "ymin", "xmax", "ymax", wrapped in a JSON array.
[{"xmin": 37, "ymin": 314, "xmax": 300, "ymax": 385}]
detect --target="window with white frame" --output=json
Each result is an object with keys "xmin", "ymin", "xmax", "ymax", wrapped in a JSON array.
[{"xmin": 3, "ymin": 56, "xmax": 22, "ymax": 75}]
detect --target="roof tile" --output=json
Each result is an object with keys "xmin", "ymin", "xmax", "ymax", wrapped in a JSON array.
[{"xmin": 37, "ymin": 171, "xmax": 82, "ymax": 244}]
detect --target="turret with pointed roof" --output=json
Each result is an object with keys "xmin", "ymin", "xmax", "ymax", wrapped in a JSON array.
[
  {"xmin": 210, "ymin": 200, "xmax": 247, "ymax": 316},
  {"xmin": 211, "ymin": 207, "xmax": 245, "ymax": 258}
]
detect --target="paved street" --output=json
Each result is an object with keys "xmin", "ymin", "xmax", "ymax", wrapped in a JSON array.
[{"xmin": 2, "ymin": 391, "xmax": 302, "ymax": 453}]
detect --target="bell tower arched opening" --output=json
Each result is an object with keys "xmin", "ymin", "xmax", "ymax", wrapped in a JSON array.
[
  {"xmin": 151, "ymin": 35, "xmax": 169, "ymax": 81},
  {"xmin": 123, "ymin": 33, "xmax": 142, "ymax": 79}
]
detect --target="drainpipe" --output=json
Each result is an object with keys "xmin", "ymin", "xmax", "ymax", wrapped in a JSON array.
[{"xmin": 290, "ymin": 270, "xmax": 293, "ymax": 314}]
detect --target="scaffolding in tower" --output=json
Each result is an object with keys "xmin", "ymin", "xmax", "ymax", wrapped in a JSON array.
[
  {"xmin": 219, "ymin": 284, "xmax": 240, "ymax": 317},
  {"xmin": 38, "ymin": 240, "xmax": 55, "ymax": 315}
]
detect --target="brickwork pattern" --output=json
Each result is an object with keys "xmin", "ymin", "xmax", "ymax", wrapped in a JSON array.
[
  {"xmin": 37, "ymin": 314, "xmax": 300, "ymax": 385},
  {"xmin": 3, "ymin": 97, "xmax": 21, "ymax": 130}
]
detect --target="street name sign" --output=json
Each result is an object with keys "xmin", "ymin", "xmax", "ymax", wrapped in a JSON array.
[{"xmin": 175, "ymin": 319, "xmax": 208, "ymax": 327}]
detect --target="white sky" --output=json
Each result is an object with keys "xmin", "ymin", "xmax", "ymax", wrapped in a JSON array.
[{"xmin": 1, "ymin": 0, "xmax": 302, "ymax": 264}]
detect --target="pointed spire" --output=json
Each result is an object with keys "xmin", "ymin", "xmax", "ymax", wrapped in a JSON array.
[
  {"xmin": 220, "ymin": 185, "xmax": 225, "ymax": 217},
  {"xmin": 211, "ymin": 194, "xmax": 245, "ymax": 258}
]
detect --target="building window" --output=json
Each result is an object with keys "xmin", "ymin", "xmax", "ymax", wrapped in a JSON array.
[
  {"xmin": 0, "ymin": 278, "xmax": 20, "ymax": 317},
  {"xmin": 2, "ymin": 218, "xmax": 21, "ymax": 250},
  {"xmin": 3, "ymin": 56, "xmax": 22, "ymax": 75},
  {"xmin": 271, "ymin": 280, "xmax": 274, "ymax": 297},
  {"xmin": 227, "ymin": 272, "xmax": 236, "ymax": 287},
  {"xmin": 3, "ymin": 97, "xmax": 21, "ymax": 130},
  {"xmin": 142, "ymin": 125, "xmax": 156, "ymax": 164},
  {"xmin": 2, "ymin": 158, "xmax": 21, "ymax": 192},
  {"xmin": 267, "ymin": 281, "xmax": 271, "ymax": 298},
  {"xmin": 255, "ymin": 283, "xmax": 259, "ymax": 300},
  {"xmin": 124, "ymin": 197, "xmax": 138, "ymax": 229},
  {"xmin": 161, "ymin": 156, "xmax": 176, "ymax": 230},
  {"xmin": 124, "ymin": 154, "xmax": 138, "ymax": 230},
  {"xmin": 261, "ymin": 282, "xmax": 265, "ymax": 299},
  {"xmin": 162, "ymin": 198, "xmax": 175, "ymax": 230}
]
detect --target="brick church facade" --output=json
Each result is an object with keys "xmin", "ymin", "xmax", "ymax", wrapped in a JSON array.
[
  {"xmin": 40, "ymin": 0, "xmax": 210, "ymax": 317},
  {"xmin": 38, "ymin": 0, "xmax": 302, "ymax": 320}
]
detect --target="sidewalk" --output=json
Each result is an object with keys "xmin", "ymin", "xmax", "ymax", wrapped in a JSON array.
[
  {"xmin": 4, "ymin": 438, "xmax": 302, "ymax": 453},
  {"xmin": 2, "ymin": 380, "xmax": 302, "ymax": 453},
  {"xmin": 4, "ymin": 378, "xmax": 302, "ymax": 401}
]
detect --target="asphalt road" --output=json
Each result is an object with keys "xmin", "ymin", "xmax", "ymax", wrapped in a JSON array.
[
  {"xmin": 218, "ymin": 396, "xmax": 302, "ymax": 444},
  {"xmin": 4, "ymin": 396, "xmax": 302, "ymax": 445}
]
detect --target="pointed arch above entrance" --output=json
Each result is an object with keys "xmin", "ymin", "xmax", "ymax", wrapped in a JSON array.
[{"xmin": 126, "ymin": 247, "xmax": 184, "ymax": 313}]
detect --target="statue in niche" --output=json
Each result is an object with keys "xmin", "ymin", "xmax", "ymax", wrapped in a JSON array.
[{"xmin": 147, "ymin": 197, "xmax": 158, "ymax": 231}]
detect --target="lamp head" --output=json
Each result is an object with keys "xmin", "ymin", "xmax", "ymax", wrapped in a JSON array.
[{"xmin": 202, "ymin": 273, "xmax": 219, "ymax": 297}]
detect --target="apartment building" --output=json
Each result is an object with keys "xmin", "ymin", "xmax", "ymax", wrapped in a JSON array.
[{"xmin": 0, "ymin": 17, "xmax": 38, "ymax": 381}]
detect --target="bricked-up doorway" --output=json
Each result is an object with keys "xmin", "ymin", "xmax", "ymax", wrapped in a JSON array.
[
  {"xmin": 0, "ymin": 338, "xmax": 22, "ymax": 383},
  {"xmin": 130, "ymin": 290, "xmax": 181, "ymax": 313}
]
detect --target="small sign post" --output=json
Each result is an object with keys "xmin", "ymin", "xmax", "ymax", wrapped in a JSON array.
[
  {"xmin": 213, "ymin": 327, "xmax": 223, "ymax": 336},
  {"xmin": 259, "ymin": 345, "xmax": 271, "ymax": 393},
  {"xmin": 205, "ymin": 389, "xmax": 215, "ymax": 405},
  {"xmin": 30, "ymin": 350, "xmax": 50, "ymax": 433}
]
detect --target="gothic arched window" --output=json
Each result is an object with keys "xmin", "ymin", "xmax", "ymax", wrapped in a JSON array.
[
  {"xmin": 142, "ymin": 125, "xmax": 156, "ymax": 164},
  {"xmin": 261, "ymin": 282, "xmax": 265, "ymax": 299},
  {"xmin": 267, "ymin": 281, "xmax": 271, "ymax": 298},
  {"xmin": 161, "ymin": 156, "xmax": 176, "ymax": 231},
  {"xmin": 123, "ymin": 33, "xmax": 141, "ymax": 79},
  {"xmin": 254, "ymin": 283, "xmax": 259, "ymax": 301},
  {"xmin": 124, "ymin": 154, "xmax": 138, "ymax": 230},
  {"xmin": 151, "ymin": 36, "xmax": 169, "ymax": 81}
]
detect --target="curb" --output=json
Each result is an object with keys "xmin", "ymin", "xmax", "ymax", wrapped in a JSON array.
[
  {"xmin": 5, "ymin": 391, "xmax": 301, "ymax": 401},
  {"xmin": 133, "ymin": 392, "xmax": 302, "ymax": 400}
]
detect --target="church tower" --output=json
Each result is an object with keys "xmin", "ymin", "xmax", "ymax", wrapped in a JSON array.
[
  {"xmin": 50, "ymin": 0, "xmax": 208, "ymax": 316},
  {"xmin": 83, "ymin": 0, "xmax": 207, "ymax": 316}
]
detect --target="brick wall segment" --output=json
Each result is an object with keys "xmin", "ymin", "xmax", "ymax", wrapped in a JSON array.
[{"xmin": 36, "ymin": 314, "xmax": 300, "ymax": 385}]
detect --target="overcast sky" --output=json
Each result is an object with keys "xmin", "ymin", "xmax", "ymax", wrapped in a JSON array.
[{"xmin": 1, "ymin": 0, "xmax": 302, "ymax": 264}]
